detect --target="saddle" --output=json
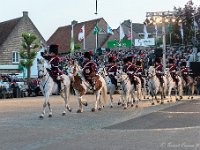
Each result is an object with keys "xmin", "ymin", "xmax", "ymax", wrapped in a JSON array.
[
  {"xmin": 47, "ymin": 68, "xmax": 63, "ymax": 93},
  {"xmin": 156, "ymin": 74, "xmax": 164, "ymax": 85},
  {"xmin": 109, "ymin": 74, "xmax": 118, "ymax": 88},
  {"xmin": 83, "ymin": 66, "xmax": 96, "ymax": 78},
  {"xmin": 47, "ymin": 68, "xmax": 57, "ymax": 82},
  {"xmin": 127, "ymin": 73, "xmax": 139, "ymax": 89}
]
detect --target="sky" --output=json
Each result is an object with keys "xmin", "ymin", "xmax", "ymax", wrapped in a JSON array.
[{"xmin": 1, "ymin": 0, "xmax": 200, "ymax": 40}]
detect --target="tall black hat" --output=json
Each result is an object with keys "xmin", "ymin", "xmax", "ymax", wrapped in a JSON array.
[
  {"xmin": 123, "ymin": 58, "xmax": 128, "ymax": 64},
  {"xmin": 49, "ymin": 44, "xmax": 59, "ymax": 55},
  {"xmin": 84, "ymin": 51, "xmax": 91, "ymax": 60},
  {"xmin": 180, "ymin": 61, "xmax": 186, "ymax": 67},
  {"xmin": 108, "ymin": 56, "xmax": 116, "ymax": 63},
  {"xmin": 136, "ymin": 60, "xmax": 142, "ymax": 66},
  {"xmin": 126, "ymin": 56, "xmax": 132, "ymax": 62},
  {"xmin": 155, "ymin": 57, "xmax": 161, "ymax": 63},
  {"xmin": 168, "ymin": 58, "xmax": 174, "ymax": 64}
]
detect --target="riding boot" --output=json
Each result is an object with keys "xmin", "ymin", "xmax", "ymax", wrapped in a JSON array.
[{"xmin": 57, "ymin": 80, "xmax": 61, "ymax": 94}]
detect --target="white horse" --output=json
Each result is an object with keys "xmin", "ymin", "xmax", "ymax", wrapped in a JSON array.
[
  {"xmin": 148, "ymin": 66, "xmax": 167, "ymax": 105},
  {"xmin": 37, "ymin": 58, "xmax": 72, "ymax": 118},
  {"xmin": 165, "ymin": 68, "xmax": 183, "ymax": 101},
  {"xmin": 98, "ymin": 66, "xmax": 117, "ymax": 108},
  {"xmin": 67, "ymin": 61, "xmax": 108, "ymax": 113},
  {"xmin": 116, "ymin": 70, "xmax": 136, "ymax": 109}
]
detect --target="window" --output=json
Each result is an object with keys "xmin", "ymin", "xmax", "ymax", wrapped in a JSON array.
[{"xmin": 12, "ymin": 51, "xmax": 19, "ymax": 63}]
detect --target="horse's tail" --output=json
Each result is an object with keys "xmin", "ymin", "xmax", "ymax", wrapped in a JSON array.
[{"xmin": 101, "ymin": 80, "xmax": 108, "ymax": 105}]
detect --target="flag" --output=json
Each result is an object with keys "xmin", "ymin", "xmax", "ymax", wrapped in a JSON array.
[
  {"xmin": 128, "ymin": 30, "xmax": 131, "ymax": 40},
  {"xmin": 179, "ymin": 23, "xmax": 184, "ymax": 39},
  {"xmin": 70, "ymin": 25, "xmax": 74, "ymax": 55},
  {"xmin": 154, "ymin": 24, "xmax": 158, "ymax": 34},
  {"xmin": 120, "ymin": 24, "xmax": 125, "ymax": 40},
  {"xmin": 78, "ymin": 25, "xmax": 85, "ymax": 41},
  {"xmin": 194, "ymin": 19, "xmax": 199, "ymax": 31},
  {"xmin": 143, "ymin": 22, "xmax": 148, "ymax": 39},
  {"xmin": 93, "ymin": 25, "xmax": 99, "ymax": 35},
  {"xmin": 99, "ymin": 27, "xmax": 107, "ymax": 34},
  {"xmin": 107, "ymin": 24, "xmax": 114, "ymax": 34},
  {"xmin": 168, "ymin": 22, "xmax": 172, "ymax": 33}
]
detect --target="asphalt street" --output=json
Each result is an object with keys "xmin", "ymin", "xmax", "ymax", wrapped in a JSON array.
[{"xmin": 0, "ymin": 95, "xmax": 200, "ymax": 150}]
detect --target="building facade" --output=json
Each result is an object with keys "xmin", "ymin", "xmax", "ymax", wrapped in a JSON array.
[{"xmin": 0, "ymin": 11, "xmax": 46, "ymax": 74}]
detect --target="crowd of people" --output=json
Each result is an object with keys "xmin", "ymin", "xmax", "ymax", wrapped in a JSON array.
[
  {"xmin": 40, "ymin": 44, "xmax": 200, "ymax": 95},
  {"xmin": 1, "ymin": 45, "xmax": 200, "ymax": 99}
]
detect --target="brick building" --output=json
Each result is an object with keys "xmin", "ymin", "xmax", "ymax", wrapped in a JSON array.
[{"xmin": 0, "ymin": 11, "xmax": 46, "ymax": 74}]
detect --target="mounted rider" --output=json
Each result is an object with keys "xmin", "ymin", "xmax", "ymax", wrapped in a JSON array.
[
  {"xmin": 180, "ymin": 60, "xmax": 189, "ymax": 84},
  {"xmin": 107, "ymin": 56, "xmax": 118, "ymax": 89},
  {"xmin": 123, "ymin": 56, "xmax": 139, "ymax": 88},
  {"xmin": 155, "ymin": 57, "xmax": 164, "ymax": 85},
  {"xmin": 135, "ymin": 59, "xmax": 144, "ymax": 87},
  {"xmin": 168, "ymin": 58, "xmax": 178, "ymax": 86},
  {"xmin": 123, "ymin": 56, "xmax": 134, "ymax": 73},
  {"xmin": 41, "ymin": 44, "xmax": 63, "ymax": 93},
  {"xmin": 82, "ymin": 51, "xmax": 97, "ymax": 88}
]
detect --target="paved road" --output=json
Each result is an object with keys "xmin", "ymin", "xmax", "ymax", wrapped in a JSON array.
[{"xmin": 0, "ymin": 95, "xmax": 200, "ymax": 150}]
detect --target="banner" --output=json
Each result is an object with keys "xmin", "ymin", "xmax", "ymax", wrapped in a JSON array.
[
  {"xmin": 107, "ymin": 40, "xmax": 131, "ymax": 48},
  {"xmin": 134, "ymin": 38, "xmax": 155, "ymax": 47}
]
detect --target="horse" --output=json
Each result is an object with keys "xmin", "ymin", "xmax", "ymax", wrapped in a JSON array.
[
  {"xmin": 116, "ymin": 69, "xmax": 137, "ymax": 109},
  {"xmin": 37, "ymin": 58, "xmax": 72, "ymax": 118},
  {"xmin": 98, "ymin": 66, "xmax": 117, "ymax": 108},
  {"xmin": 164, "ymin": 68, "xmax": 183, "ymax": 101},
  {"xmin": 147, "ymin": 66, "xmax": 167, "ymax": 105},
  {"xmin": 67, "ymin": 61, "xmax": 108, "ymax": 113},
  {"xmin": 179, "ymin": 71, "xmax": 196, "ymax": 99}
]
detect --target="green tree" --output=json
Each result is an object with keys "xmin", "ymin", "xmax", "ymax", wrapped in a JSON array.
[
  {"xmin": 19, "ymin": 32, "xmax": 39, "ymax": 82},
  {"xmin": 173, "ymin": 0, "xmax": 198, "ymax": 46}
]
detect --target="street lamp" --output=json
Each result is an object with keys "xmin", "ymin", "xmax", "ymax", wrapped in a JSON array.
[{"xmin": 145, "ymin": 11, "xmax": 177, "ymax": 70}]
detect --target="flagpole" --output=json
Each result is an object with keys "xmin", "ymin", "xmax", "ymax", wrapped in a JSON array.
[
  {"xmin": 83, "ymin": 24, "xmax": 86, "ymax": 50},
  {"xmin": 130, "ymin": 20, "xmax": 133, "ymax": 47},
  {"xmin": 170, "ymin": 33, "xmax": 172, "ymax": 46},
  {"xmin": 155, "ymin": 23, "xmax": 157, "ymax": 46},
  {"xmin": 70, "ymin": 23, "xmax": 74, "ymax": 56},
  {"xmin": 94, "ymin": 0, "xmax": 98, "ymax": 62}
]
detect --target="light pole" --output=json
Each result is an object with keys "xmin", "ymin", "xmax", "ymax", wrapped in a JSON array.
[{"xmin": 146, "ymin": 11, "xmax": 177, "ymax": 70}]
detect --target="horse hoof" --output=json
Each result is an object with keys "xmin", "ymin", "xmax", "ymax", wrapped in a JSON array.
[
  {"xmin": 91, "ymin": 108, "xmax": 96, "ymax": 112},
  {"xmin": 161, "ymin": 102, "xmax": 164, "ymax": 104},
  {"xmin": 77, "ymin": 109, "xmax": 83, "ymax": 113},
  {"xmin": 136, "ymin": 105, "xmax": 138, "ymax": 108},
  {"xmin": 62, "ymin": 112, "xmax": 66, "ymax": 116},
  {"xmin": 68, "ymin": 108, "xmax": 72, "ymax": 112},
  {"xmin": 191, "ymin": 97, "xmax": 193, "ymax": 99},
  {"xmin": 98, "ymin": 108, "xmax": 102, "ymax": 111},
  {"xmin": 122, "ymin": 104, "xmax": 125, "ymax": 107},
  {"xmin": 82, "ymin": 102, "xmax": 88, "ymax": 106},
  {"xmin": 123, "ymin": 107, "xmax": 127, "ymax": 110},
  {"xmin": 152, "ymin": 103, "xmax": 155, "ymax": 105},
  {"xmin": 48, "ymin": 114, "xmax": 52, "ymax": 118},
  {"xmin": 39, "ymin": 115, "xmax": 44, "ymax": 119},
  {"xmin": 110, "ymin": 105, "xmax": 113, "ymax": 108},
  {"xmin": 176, "ymin": 98, "xmax": 178, "ymax": 101},
  {"xmin": 131, "ymin": 104, "xmax": 134, "ymax": 107},
  {"xmin": 118, "ymin": 102, "xmax": 121, "ymax": 105}
]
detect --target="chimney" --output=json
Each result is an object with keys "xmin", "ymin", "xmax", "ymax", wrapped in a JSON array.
[
  {"xmin": 71, "ymin": 20, "xmax": 78, "ymax": 25},
  {"xmin": 23, "ymin": 11, "xmax": 28, "ymax": 17}
]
